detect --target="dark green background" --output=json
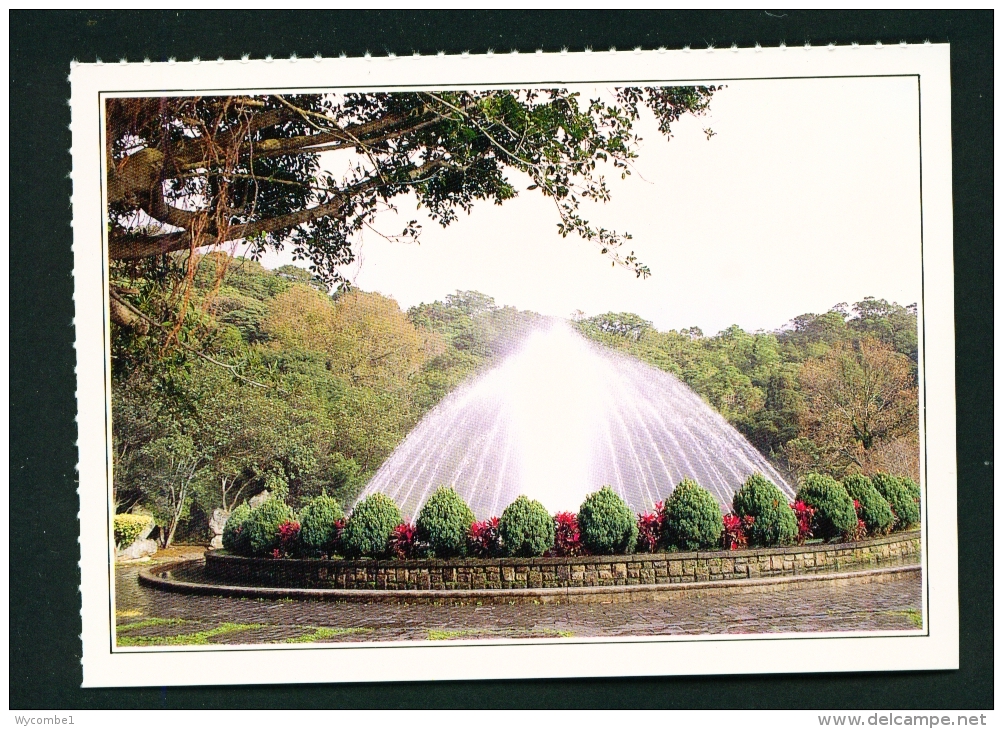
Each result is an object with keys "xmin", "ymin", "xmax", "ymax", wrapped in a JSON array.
[{"xmin": 9, "ymin": 10, "xmax": 993, "ymax": 709}]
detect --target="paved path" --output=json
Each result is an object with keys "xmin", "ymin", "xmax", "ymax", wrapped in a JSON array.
[{"xmin": 114, "ymin": 554, "xmax": 923, "ymax": 646}]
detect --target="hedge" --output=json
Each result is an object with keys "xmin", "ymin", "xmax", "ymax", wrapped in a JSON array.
[
  {"xmin": 796, "ymin": 474, "xmax": 858, "ymax": 540},
  {"xmin": 342, "ymin": 493, "xmax": 403, "ymax": 558},
  {"xmin": 114, "ymin": 513, "xmax": 154, "ymax": 548},
  {"xmin": 243, "ymin": 499, "xmax": 295, "ymax": 556},
  {"xmin": 499, "ymin": 495, "xmax": 555, "ymax": 557},
  {"xmin": 871, "ymin": 473, "xmax": 920, "ymax": 529},
  {"xmin": 577, "ymin": 486, "xmax": 638, "ymax": 555},
  {"xmin": 221, "ymin": 503, "xmax": 252, "ymax": 554},
  {"xmin": 416, "ymin": 486, "xmax": 476, "ymax": 558},
  {"xmin": 842, "ymin": 474, "xmax": 894, "ymax": 535},
  {"xmin": 731, "ymin": 473, "xmax": 797, "ymax": 547},
  {"xmin": 661, "ymin": 479, "xmax": 724, "ymax": 551},
  {"xmin": 298, "ymin": 495, "xmax": 345, "ymax": 555}
]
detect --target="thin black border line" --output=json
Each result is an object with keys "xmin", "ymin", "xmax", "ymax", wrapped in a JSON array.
[
  {"xmin": 91, "ymin": 71, "xmax": 933, "ymax": 658},
  {"xmin": 95, "ymin": 72, "xmax": 922, "ymax": 99}
]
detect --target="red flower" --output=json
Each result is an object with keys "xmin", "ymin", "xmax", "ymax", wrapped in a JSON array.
[
  {"xmin": 553, "ymin": 512, "xmax": 583, "ymax": 556},
  {"xmin": 791, "ymin": 501, "xmax": 816, "ymax": 544},
  {"xmin": 467, "ymin": 517, "xmax": 502, "ymax": 558},
  {"xmin": 636, "ymin": 503, "xmax": 664, "ymax": 553},
  {"xmin": 390, "ymin": 522, "xmax": 419, "ymax": 559},
  {"xmin": 722, "ymin": 513, "xmax": 752, "ymax": 550}
]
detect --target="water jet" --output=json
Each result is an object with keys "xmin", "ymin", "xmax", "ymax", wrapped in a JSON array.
[{"xmin": 359, "ymin": 321, "xmax": 793, "ymax": 519}]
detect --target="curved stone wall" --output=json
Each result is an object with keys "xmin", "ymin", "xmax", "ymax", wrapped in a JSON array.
[{"xmin": 204, "ymin": 531, "xmax": 920, "ymax": 591}]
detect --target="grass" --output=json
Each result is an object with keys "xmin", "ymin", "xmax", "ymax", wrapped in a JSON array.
[
  {"xmin": 427, "ymin": 627, "xmax": 573, "ymax": 641},
  {"xmin": 117, "ymin": 617, "xmax": 188, "ymax": 632},
  {"xmin": 117, "ymin": 622, "xmax": 266, "ymax": 647},
  {"xmin": 282, "ymin": 626, "xmax": 372, "ymax": 643},
  {"xmin": 116, "ymin": 610, "xmax": 143, "ymax": 618},
  {"xmin": 886, "ymin": 609, "xmax": 923, "ymax": 629}
]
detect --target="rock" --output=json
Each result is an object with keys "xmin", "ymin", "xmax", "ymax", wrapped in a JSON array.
[
  {"xmin": 137, "ymin": 519, "xmax": 155, "ymax": 541},
  {"xmin": 249, "ymin": 490, "xmax": 271, "ymax": 509},
  {"xmin": 118, "ymin": 538, "xmax": 157, "ymax": 561},
  {"xmin": 207, "ymin": 508, "xmax": 229, "ymax": 550}
]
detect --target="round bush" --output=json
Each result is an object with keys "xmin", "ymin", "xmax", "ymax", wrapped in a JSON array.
[
  {"xmin": 114, "ymin": 513, "xmax": 154, "ymax": 548},
  {"xmin": 871, "ymin": 473, "xmax": 920, "ymax": 529},
  {"xmin": 577, "ymin": 486, "xmax": 638, "ymax": 555},
  {"xmin": 795, "ymin": 474, "xmax": 858, "ymax": 540},
  {"xmin": 342, "ymin": 493, "xmax": 403, "ymax": 558},
  {"xmin": 416, "ymin": 486, "xmax": 476, "ymax": 558},
  {"xmin": 731, "ymin": 473, "xmax": 797, "ymax": 547},
  {"xmin": 298, "ymin": 495, "xmax": 345, "ymax": 555},
  {"xmin": 899, "ymin": 476, "xmax": 921, "ymax": 503},
  {"xmin": 499, "ymin": 495, "xmax": 555, "ymax": 557},
  {"xmin": 841, "ymin": 473, "xmax": 894, "ymax": 535},
  {"xmin": 221, "ymin": 503, "xmax": 252, "ymax": 554},
  {"xmin": 661, "ymin": 479, "xmax": 724, "ymax": 551},
  {"xmin": 243, "ymin": 499, "xmax": 295, "ymax": 556}
]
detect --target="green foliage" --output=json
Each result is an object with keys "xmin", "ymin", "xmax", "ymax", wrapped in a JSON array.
[
  {"xmin": 242, "ymin": 499, "xmax": 294, "ymax": 557},
  {"xmin": 577, "ymin": 486, "xmax": 638, "ymax": 555},
  {"xmin": 499, "ymin": 496, "xmax": 555, "ymax": 557},
  {"xmin": 298, "ymin": 495, "xmax": 345, "ymax": 556},
  {"xmin": 576, "ymin": 299, "xmax": 919, "ymax": 481},
  {"xmin": 731, "ymin": 473, "xmax": 797, "ymax": 547},
  {"xmin": 796, "ymin": 474, "xmax": 858, "ymax": 540},
  {"xmin": 113, "ymin": 513, "xmax": 153, "ymax": 548},
  {"xmin": 342, "ymin": 493, "xmax": 403, "ymax": 558},
  {"xmin": 871, "ymin": 473, "xmax": 920, "ymax": 529},
  {"xmin": 899, "ymin": 476, "xmax": 922, "ymax": 504},
  {"xmin": 842, "ymin": 474, "xmax": 894, "ymax": 535},
  {"xmin": 416, "ymin": 486, "xmax": 476, "ymax": 558},
  {"xmin": 221, "ymin": 503, "xmax": 252, "ymax": 554},
  {"xmin": 661, "ymin": 479, "xmax": 724, "ymax": 551}
]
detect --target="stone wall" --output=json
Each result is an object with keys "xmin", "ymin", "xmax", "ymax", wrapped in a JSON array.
[{"xmin": 205, "ymin": 531, "xmax": 920, "ymax": 591}]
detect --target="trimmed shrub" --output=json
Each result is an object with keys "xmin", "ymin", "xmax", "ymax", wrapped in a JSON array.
[
  {"xmin": 731, "ymin": 473, "xmax": 798, "ymax": 547},
  {"xmin": 795, "ymin": 474, "xmax": 857, "ymax": 540},
  {"xmin": 415, "ymin": 486, "xmax": 476, "ymax": 558},
  {"xmin": 636, "ymin": 503, "xmax": 664, "ymax": 553},
  {"xmin": 871, "ymin": 473, "xmax": 920, "ymax": 529},
  {"xmin": 577, "ymin": 486, "xmax": 638, "ymax": 555},
  {"xmin": 841, "ymin": 474, "xmax": 894, "ymax": 535},
  {"xmin": 499, "ymin": 495, "xmax": 555, "ymax": 557},
  {"xmin": 467, "ymin": 518, "xmax": 502, "ymax": 558},
  {"xmin": 221, "ymin": 503, "xmax": 252, "ymax": 554},
  {"xmin": 660, "ymin": 479, "xmax": 724, "ymax": 551},
  {"xmin": 342, "ymin": 493, "xmax": 403, "ymax": 558},
  {"xmin": 553, "ymin": 512, "xmax": 583, "ymax": 556},
  {"xmin": 243, "ymin": 499, "xmax": 295, "ymax": 556},
  {"xmin": 899, "ymin": 476, "xmax": 921, "ymax": 503},
  {"xmin": 298, "ymin": 495, "xmax": 345, "ymax": 555},
  {"xmin": 114, "ymin": 513, "xmax": 153, "ymax": 548}
]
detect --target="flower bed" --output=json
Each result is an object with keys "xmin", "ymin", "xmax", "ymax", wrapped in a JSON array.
[
  {"xmin": 205, "ymin": 530, "xmax": 920, "ymax": 591},
  {"xmin": 216, "ymin": 473, "xmax": 921, "ymax": 565}
]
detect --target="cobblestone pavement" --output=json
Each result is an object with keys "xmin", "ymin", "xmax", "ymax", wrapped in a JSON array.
[{"xmin": 113, "ymin": 554, "xmax": 923, "ymax": 646}]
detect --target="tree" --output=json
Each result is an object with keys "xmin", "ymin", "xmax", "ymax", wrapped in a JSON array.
[
  {"xmin": 106, "ymin": 88, "xmax": 718, "ymax": 329},
  {"xmin": 788, "ymin": 338, "xmax": 917, "ymax": 477}
]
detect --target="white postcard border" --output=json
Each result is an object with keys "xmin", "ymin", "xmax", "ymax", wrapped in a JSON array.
[{"xmin": 72, "ymin": 44, "xmax": 957, "ymax": 687}]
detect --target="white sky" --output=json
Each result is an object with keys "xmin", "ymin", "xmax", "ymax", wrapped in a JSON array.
[{"xmin": 258, "ymin": 77, "xmax": 922, "ymax": 334}]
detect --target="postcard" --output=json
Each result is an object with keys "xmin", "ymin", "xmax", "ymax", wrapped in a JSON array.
[{"xmin": 71, "ymin": 43, "xmax": 958, "ymax": 687}]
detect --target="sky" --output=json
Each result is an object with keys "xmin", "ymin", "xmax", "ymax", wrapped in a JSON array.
[{"xmin": 258, "ymin": 76, "xmax": 922, "ymax": 335}]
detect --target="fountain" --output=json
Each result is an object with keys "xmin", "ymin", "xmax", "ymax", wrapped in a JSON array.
[{"xmin": 358, "ymin": 321, "xmax": 793, "ymax": 519}]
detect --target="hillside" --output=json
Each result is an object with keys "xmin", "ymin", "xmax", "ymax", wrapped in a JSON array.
[{"xmin": 110, "ymin": 253, "xmax": 918, "ymax": 545}]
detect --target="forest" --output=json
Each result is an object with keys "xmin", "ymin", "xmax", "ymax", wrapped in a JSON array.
[{"xmin": 111, "ymin": 253, "xmax": 919, "ymax": 546}]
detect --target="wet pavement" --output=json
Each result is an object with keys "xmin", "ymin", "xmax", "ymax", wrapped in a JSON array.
[{"xmin": 114, "ymin": 550, "xmax": 924, "ymax": 646}]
